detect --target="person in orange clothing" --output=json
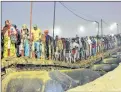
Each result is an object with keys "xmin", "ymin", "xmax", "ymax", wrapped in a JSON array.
[{"xmin": 2, "ymin": 20, "xmax": 17, "ymax": 58}]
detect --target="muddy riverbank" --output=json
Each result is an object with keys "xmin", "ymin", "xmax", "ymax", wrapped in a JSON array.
[{"xmin": 1, "ymin": 47, "xmax": 121, "ymax": 92}]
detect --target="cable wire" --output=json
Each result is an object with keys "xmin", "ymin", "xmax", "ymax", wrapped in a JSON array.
[
  {"xmin": 59, "ymin": 2, "xmax": 100, "ymax": 36},
  {"xmin": 102, "ymin": 20, "xmax": 110, "ymax": 26},
  {"xmin": 59, "ymin": 2, "xmax": 95, "ymax": 23}
]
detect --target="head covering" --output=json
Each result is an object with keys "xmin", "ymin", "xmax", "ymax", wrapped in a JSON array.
[
  {"xmin": 5, "ymin": 20, "xmax": 11, "ymax": 26},
  {"xmin": 33, "ymin": 24, "xmax": 37, "ymax": 28},
  {"xmin": 5, "ymin": 20, "xmax": 10, "ymax": 24},
  {"xmin": 22, "ymin": 24, "xmax": 27, "ymax": 29}
]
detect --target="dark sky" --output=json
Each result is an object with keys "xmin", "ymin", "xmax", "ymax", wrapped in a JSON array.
[{"xmin": 2, "ymin": 2, "xmax": 121, "ymax": 37}]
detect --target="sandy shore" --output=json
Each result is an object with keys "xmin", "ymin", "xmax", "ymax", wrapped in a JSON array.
[{"xmin": 67, "ymin": 63, "xmax": 121, "ymax": 92}]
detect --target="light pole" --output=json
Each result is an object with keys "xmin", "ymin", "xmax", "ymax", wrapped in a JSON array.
[
  {"xmin": 95, "ymin": 21, "xmax": 99, "ymax": 36},
  {"xmin": 101, "ymin": 19, "xmax": 103, "ymax": 37},
  {"xmin": 117, "ymin": 23, "xmax": 119, "ymax": 34},
  {"xmin": 53, "ymin": 1, "xmax": 56, "ymax": 39},
  {"xmin": 52, "ymin": 1, "xmax": 56, "ymax": 59},
  {"xmin": 118, "ymin": 23, "xmax": 121, "ymax": 34}
]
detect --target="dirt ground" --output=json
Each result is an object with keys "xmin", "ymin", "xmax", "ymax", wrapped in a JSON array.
[{"xmin": 67, "ymin": 63, "xmax": 121, "ymax": 92}]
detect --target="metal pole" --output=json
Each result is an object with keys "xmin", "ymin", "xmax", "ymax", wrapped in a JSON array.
[
  {"xmin": 101, "ymin": 19, "xmax": 103, "ymax": 37},
  {"xmin": 52, "ymin": 1, "xmax": 56, "ymax": 59},
  {"xmin": 30, "ymin": 2, "xmax": 32, "ymax": 39},
  {"xmin": 95, "ymin": 21, "xmax": 99, "ymax": 55},
  {"xmin": 98, "ymin": 22, "xmax": 99, "ymax": 36},
  {"xmin": 117, "ymin": 24, "xmax": 118, "ymax": 34},
  {"xmin": 119, "ymin": 23, "xmax": 120, "ymax": 34},
  {"xmin": 53, "ymin": 1, "xmax": 56, "ymax": 39},
  {"xmin": 119, "ymin": 25, "xmax": 120, "ymax": 34},
  {"xmin": 95, "ymin": 21, "xmax": 99, "ymax": 36},
  {"xmin": 117, "ymin": 23, "xmax": 118, "ymax": 34},
  {"xmin": 30, "ymin": 2, "xmax": 33, "ymax": 57}
]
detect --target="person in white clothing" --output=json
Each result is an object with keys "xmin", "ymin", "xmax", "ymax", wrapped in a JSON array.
[{"xmin": 87, "ymin": 36, "xmax": 92, "ymax": 57}]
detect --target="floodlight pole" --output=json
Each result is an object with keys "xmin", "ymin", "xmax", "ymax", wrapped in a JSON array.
[
  {"xmin": 95, "ymin": 21, "xmax": 99, "ymax": 36},
  {"xmin": 52, "ymin": 1, "xmax": 56, "ymax": 59},
  {"xmin": 117, "ymin": 23, "xmax": 118, "ymax": 34},
  {"xmin": 101, "ymin": 19, "xmax": 103, "ymax": 37},
  {"xmin": 53, "ymin": 1, "xmax": 56, "ymax": 39}
]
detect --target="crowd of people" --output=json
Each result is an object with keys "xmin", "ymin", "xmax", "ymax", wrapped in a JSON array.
[{"xmin": 1, "ymin": 20, "xmax": 121, "ymax": 63}]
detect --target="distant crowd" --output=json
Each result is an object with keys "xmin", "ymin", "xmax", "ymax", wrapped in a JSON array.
[{"xmin": 1, "ymin": 20, "xmax": 121, "ymax": 63}]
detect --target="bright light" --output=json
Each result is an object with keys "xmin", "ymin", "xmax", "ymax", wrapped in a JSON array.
[
  {"xmin": 96, "ymin": 28, "xmax": 98, "ymax": 31},
  {"xmin": 79, "ymin": 26, "xmax": 85, "ymax": 32},
  {"xmin": 49, "ymin": 26, "xmax": 61, "ymax": 36},
  {"xmin": 114, "ymin": 23, "xmax": 117, "ymax": 25},
  {"xmin": 111, "ymin": 34, "xmax": 114, "ymax": 36},
  {"xmin": 54, "ymin": 27, "xmax": 61, "ymax": 35},
  {"xmin": 110, "ymin": 26, "xmax": 113, "ymax": 30},
  {"xmin": 93, "ymin": 22, "xmax": 96, "ymax": 25},
  {"xmin": 109, "ymin": 22, "xmax": 117, "ymax": 30}
]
